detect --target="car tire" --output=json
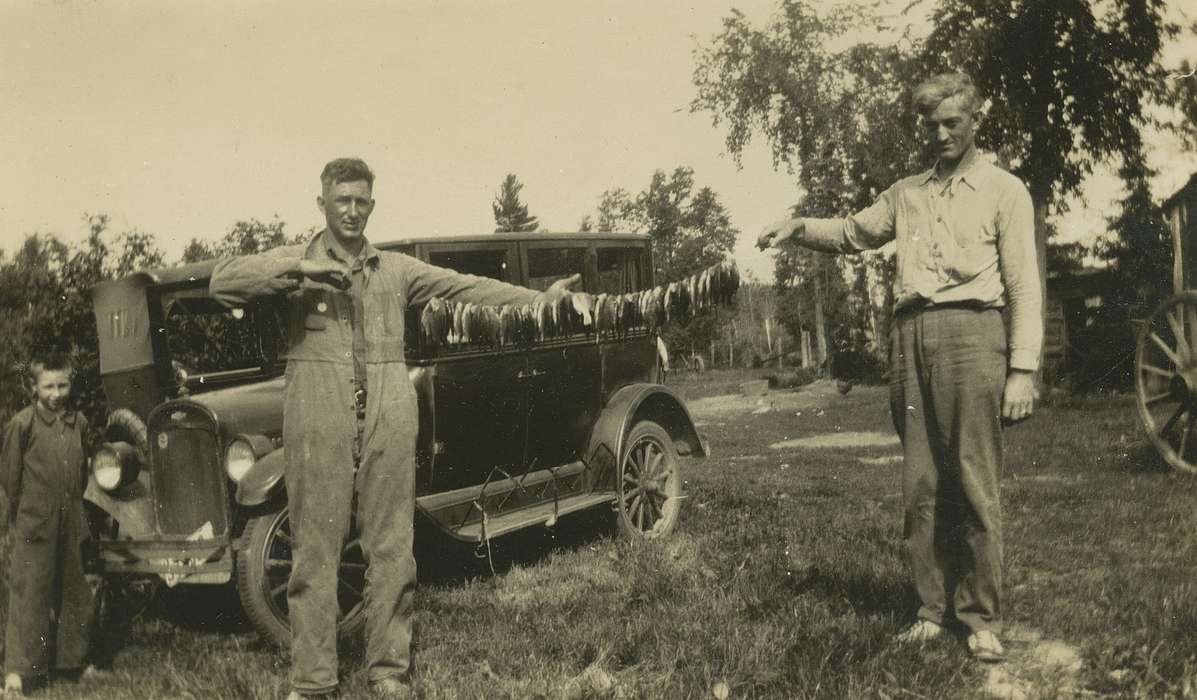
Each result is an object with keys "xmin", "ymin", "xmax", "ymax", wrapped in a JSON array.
[
  {"xmin": 615, "ymin": 420, "xmax": 682, "ymax": 539},
  {"xmin": 236, "ymin": 507, "xmax": 367, "ymax": 648}
]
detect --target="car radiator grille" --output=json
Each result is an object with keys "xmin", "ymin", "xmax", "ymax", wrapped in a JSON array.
[{"xmin": 148, "ymin": 407, "xmax": 228, "ymax": 538}]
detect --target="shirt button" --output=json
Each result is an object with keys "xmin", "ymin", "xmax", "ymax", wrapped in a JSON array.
[{"xmin": 345, "ymin": 351, "xmax": 352, "ymax": 358}]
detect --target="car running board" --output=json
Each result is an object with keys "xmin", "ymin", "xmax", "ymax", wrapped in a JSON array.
[{"xmin": 453, "ymin": 492, "xmax": 617, "ymax": 542}]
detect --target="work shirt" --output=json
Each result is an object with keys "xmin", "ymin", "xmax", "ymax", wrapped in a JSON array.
[
  {"xmin": 1, "ymin": 404, "xmax": 88, "ymax": 522},
  {"xmin": 800, "ymin": 149, "xmax": 1042, "ymax": 371}
]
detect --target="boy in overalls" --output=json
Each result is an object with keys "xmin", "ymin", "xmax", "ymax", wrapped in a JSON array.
[{"xmin": 1, "ymin": 353, "xmax": 94, "ymax": 696}]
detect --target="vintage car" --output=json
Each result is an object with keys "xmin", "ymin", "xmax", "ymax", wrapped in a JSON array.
[{"xmin": 84, "ymin": 232, "xmax": 718, "ymax": 646}]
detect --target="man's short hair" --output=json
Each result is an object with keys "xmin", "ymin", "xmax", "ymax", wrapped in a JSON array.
[
  {"xmin": 320, "ymin": 158, "xmax": 375, "ymax": 192},
  {"xmin": 28, "ymin": 351, "xmax": 73, "ymax": 383},
  {"xmin": 912, "ymin": 73, "xmax": 980, "ymax": 115}
]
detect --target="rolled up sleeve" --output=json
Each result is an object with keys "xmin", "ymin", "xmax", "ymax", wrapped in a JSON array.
[{"xmin": 801, "ymin": 188, "xmax": 897, "ymax": 254}]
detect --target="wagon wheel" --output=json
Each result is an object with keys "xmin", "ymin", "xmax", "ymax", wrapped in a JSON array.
[
  {"xmin": 1135, "ymin": 292, "xmax": 1197, "ymax": 474},
  {"xmin": 237, "ymin": 507, "xmax": 368, "ymax": 647}
]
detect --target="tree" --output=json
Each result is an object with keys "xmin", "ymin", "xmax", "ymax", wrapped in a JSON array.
[
  {"xmin": 492, "ymin": 174, "xmax": 539, "ymax": 233},
  {"xmin": 181, "ymin": 217, "xmax": 305, "ymax": 263},
  {"xmin": 0, "ymin": 216, "xmax": 165, "ymax": 430},
  {"xmin": 581, "ymin": 167, "xmax": 739, "ymax": 360},
  {"xmin": 692, "ymin": 3, "xmax": 923, "ymax": 373}
]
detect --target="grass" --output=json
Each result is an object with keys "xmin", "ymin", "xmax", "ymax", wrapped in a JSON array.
[{"xmin": 2, "ymin": 372, "xmax": 1196, "ymax": 698}]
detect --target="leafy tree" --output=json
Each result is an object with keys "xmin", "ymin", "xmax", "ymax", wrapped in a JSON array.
[
  {"xmin": 691, "ymin": 3, "xmax": 924, "ymax": 373},
  {"xmin": 0, "ymin": 217, "xmax": 165, "ymax": 430},
  {"xmin": 581, "ymin": 167, "xmax": 738, "ymax": 359},
  {"xmin": 181, "ymin": 217, "xmax": 305, "ymax": 262},
  {"xmin": 492, "ymin": 174, "xmax": 540, "ymax": 233}
]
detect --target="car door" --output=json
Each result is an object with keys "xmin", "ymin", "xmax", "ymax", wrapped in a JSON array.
[
  {"xmin": 418, "ymin": 241, "xmax": 529, "ymax": 491},
  {"xmin": 520, "ymin": 241, "xmax": 601, "ymax": 471}
]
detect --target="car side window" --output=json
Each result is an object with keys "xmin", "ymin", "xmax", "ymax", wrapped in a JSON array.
[
  {"xmin": 428, "ymin": 249, "xmax": 510, "ymax": 281},
  {"xmin": 526, "ymin": 247, "xmax": 587, "ymax": 292},
  {"xmin": 596, "ymin": 247, "xmax": 643, "ymax": 294}
]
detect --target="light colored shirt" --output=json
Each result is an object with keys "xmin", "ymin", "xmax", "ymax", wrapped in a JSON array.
[{"xmin": 800, "ymin": 149, "xmax": 1042, "ymax": 371}]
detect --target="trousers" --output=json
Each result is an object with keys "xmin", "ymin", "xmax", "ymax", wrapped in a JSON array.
[
  {"xmin": 284, "ymin": 361, "xmax": 418, "ymax": 693},
  {"xmin": 889, "ymin": 306, "xmax": 1006, "ymax": 634},
  {"xmin": 5, "ymin": 494, "xmax": 93, "ymax": 676}
]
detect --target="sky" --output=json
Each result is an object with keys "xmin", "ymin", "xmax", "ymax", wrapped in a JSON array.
[{"xmin": 1, "ymin": 0, "xmax": 1194, "ymax": 282}]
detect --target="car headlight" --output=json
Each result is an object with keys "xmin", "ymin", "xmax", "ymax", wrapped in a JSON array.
[
  {"xmin": 224, "ymin": 438, "xmax": 257, "ymax": 483},
  {"xmin": 93, "ymin": 441, "xmax": 140, "ymax": 491}
]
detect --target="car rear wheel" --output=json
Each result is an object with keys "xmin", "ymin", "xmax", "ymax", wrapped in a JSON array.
[
  {"xmin": 237, "ymin": 507, "xmax": 367, "ymax": 647},
  {"xmin": 616, "ymin": 420, "xmax": 682, "ymax": 539}
]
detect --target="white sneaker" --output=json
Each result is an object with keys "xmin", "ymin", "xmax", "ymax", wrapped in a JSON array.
[
  {"xmin": 895, "ymin": 619, "xmax": 945, "ymax": 643},
  {"xmin": 3, "ymin": 673, "xmax": 23, "ymax": 697},
  {"xmin": 968, "ymin": 630, "xmax": 1005, "ymax": 662}
]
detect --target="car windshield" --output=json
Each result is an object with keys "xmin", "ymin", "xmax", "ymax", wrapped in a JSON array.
[{"xmin": 159, "ymin": 287, "xmax": 287, "ymax": 377}]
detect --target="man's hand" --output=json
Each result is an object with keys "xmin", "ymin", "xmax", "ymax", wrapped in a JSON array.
[
  {"xmin": 1002, "ymin": 370, "xmax": 1038, "ymax": 423},
  {"xmin": 756, "ymin": 218, "xmax": 802, "ymax": 251},
  {"xmin": 298, "ymin": 259, "xmax": 351, "ymax": 290},
  {"xmin": 542, "ymin": 273, "xmax": 582, "ymax": 303}
]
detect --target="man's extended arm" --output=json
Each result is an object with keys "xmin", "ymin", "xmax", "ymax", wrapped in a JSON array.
[
  {"xmin": 757, "ymin": 189, "xmax": 897, "ymax": 254},
  {"xmin": 210, "ymin": 245, "xmax": 351, "ymax": 307},
  {"xmin": 402, "ymin": 255, "xmax": 574, "ymax": 308}
]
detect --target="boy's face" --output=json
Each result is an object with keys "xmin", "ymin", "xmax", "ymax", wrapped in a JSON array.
[{"xmin": 33, "ymin": 368, "xmax": 72, "ymax": 413}]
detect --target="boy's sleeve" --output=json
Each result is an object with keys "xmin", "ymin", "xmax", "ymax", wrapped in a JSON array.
[{"xmin": 1, "ymin": 414, "xmax": 24, "ymax": 525}]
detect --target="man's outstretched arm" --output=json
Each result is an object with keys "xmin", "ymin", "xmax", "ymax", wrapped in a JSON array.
[
  {"xmin": 210, "ymin": 246, "xmax": 351, "ymax": 307},
  {"xmin": 756, "ymin": 189, "xmax": 898, "ymax": 254},
  {"xmin": 403, "ymin": 255, "xmax": 579, "ymax": 308}
]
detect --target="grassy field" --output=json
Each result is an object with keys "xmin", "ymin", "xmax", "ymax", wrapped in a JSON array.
[{"xmin": 2, "ymin": 370, "xmax": 1196, "ymax": 698}]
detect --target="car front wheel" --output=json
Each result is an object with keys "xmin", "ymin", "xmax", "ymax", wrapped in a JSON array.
[
  {"xmin": 236, "ymin": 507, "xmax": 367, "ymax": 647},
  {"xmin": 616, "ymin": 420, "xmax": 682, "ymax": 539}
]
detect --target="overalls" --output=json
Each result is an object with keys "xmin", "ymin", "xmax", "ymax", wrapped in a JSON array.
[
  {"xmin": 1, "ymin": 405, "xmax": 93, "ymax": 677},
  {"xmin": 212, "ymin": 232, "xmax": 540, "ymax": 694}
]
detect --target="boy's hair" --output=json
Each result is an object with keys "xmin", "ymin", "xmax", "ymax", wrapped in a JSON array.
[
  {"xmin": 28, "ymin": 351, "xmax": 73, "ymax": 384},
  {"xmin": 912, "ymin": 73, "xmax": 980, "ymax": 116},
  {"xmin": 320, "ymin": 157, "xmax": 375, "ymax": 192}
]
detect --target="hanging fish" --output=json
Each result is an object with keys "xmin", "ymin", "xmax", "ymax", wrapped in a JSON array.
[{"xmin": 420, "ymin": 298, "xmax": 449, "ymax": 351}]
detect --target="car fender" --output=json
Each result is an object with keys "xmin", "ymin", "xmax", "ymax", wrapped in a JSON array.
[
  {"xmin": 236, "ymin": 448, "xmax": 285, "ymax": 507},
  {"xmin": 586, "ymin": 384, "xmax": 707, "ymax": 482},
  {"xmin": 84, "ymin": 471, "xmax": 156, "ymax": 540}
]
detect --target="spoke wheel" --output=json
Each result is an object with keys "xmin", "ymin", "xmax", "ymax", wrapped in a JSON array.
[
  {"xmin": 616, "ymin": 420, "xmax": 682, "ymax": 539},
  {"xmin": 1135, "ymin": 292, "xmax": 1197, "ymax": 474},
  {"xmin": 236, "ymin": 507, "xmax": 367, "ymax": 647}
]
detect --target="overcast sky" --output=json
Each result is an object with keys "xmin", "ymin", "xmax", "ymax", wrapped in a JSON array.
[{"xmin": 2, "ymin": 1, "xmax": 1193, "ymax": 281}]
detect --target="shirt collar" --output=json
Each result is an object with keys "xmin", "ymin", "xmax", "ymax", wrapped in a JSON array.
[
  {"xmin": 35, "ymin": 402, "xmax": 75, "ymax": 427},
  {"xmin": 316, "ymin": 229, "xmax": 381, "ymax": 269},
  {"xmin": 921, "ymin": 147, "xmax": 983, "ymax": 191}
]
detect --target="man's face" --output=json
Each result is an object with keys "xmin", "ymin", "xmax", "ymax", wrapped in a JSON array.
[
  {"xmin": 33, "ymin": 368, "xmax": 71, "ymax": 413},
  {"xmin": 920, "ymin": 95, "xmax": 978, "ymax": 166},
  {"xmin": 318, "ymin": 179, "xmax": 375, "ymax": 243}
]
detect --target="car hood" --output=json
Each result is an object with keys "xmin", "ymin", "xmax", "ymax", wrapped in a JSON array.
[{"xmin": 185, "ymin": 376, "xmax": 285, "ymax": 440}]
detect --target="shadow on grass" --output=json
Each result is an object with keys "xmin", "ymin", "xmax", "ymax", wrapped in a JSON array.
[
  {"xmin": 786, "ymin": 563, "xmax": 917, "ymax": 620},
  {"xmin": 1119, "ymin": 442, "xmax": 1174, "ymax": 474},
  {"xmin": 415, "ymin": 508, "xmax": 614, "ymax": 585}
]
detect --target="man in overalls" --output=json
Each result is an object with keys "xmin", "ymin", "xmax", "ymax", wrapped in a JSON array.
[{"xmin": 211, "ymin": 158, "xmax": 577, "ymax": 698}]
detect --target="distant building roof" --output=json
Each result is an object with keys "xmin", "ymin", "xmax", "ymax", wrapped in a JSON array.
[{"xmin": 1163, "ymin": 172, "xmax": 1197, "ymax": 214}]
